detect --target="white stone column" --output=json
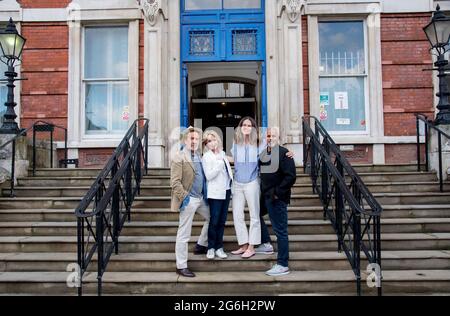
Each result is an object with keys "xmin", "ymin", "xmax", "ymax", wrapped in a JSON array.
[
  {"xmin": 166, "ymin": 0, "xmax": 181, "ymax": 167},
  {"xmin": 273, "ymin": 0, "xmax": 305, "ymax": 166},
  {"xmin": 141, "ymin": 0, "xmax": 167, "ymax": 167}
]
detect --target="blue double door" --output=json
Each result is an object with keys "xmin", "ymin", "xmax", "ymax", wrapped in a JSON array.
[{"xmin": 180, "ymin": 0, "xmax": 267, "ymax": 128}]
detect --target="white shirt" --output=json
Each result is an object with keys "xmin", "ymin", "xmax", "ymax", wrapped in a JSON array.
[{"xmin": 202, "ymin": 150, "xmax": 233, "ymax": 200}]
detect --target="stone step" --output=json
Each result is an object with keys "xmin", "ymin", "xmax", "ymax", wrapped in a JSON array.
[
  {"xmin": 0, "ymin": 269, "xmax": 448, "ymax": 295},
  {"xmin": 16, "ymin": 172, "xmax": 439, "ymax": 187},
  {"xmin": 2, "ymin": 192, "xmax": 450, "ymax": 209},
  {"xmin": 8, "ymin": 181, "xmax": 450, "ymax": 197},
  {"xmin": 28, "ymin": 164, "xmax": 420, "ymax": 178},
  {"xmin": 1, "ymin": 218, "xmax": 449, "ymax": 237},
  {"xmin": 0, "ymin": 205, "xmax": 449, "ymax": 222},
  {"xmin": 1, "ymin": 251, "xmax": 449, "ymax": 273},
  {"xmin": 0, "ymin": 234, "xmax": 449, "ymax": 253}
]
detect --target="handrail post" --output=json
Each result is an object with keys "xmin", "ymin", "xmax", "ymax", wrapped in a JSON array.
[
  {"xmin": 302, "ymin": 120, "xmax": 307, "ymax": 174},
  {"xmin": 96, "ymin": 210, "xmax": 103, "ymax": 297},
  {"xmin": 354, "ymin": 213, "xmax": 362, "ymax": 296},
  {"xmin": 10, "ymin": 139, "xmax": 16, "ymax": 197},
  {"xmin": 321, "ymin": 137, "xmax": 329, "ymax": 205},
  {"xmin": 32, "ymin": 125, "xmax": 36, "ymax": 176},
  {"xmin": 416, "ymin": 116, "xmax": 421, "ymax": 172},
  {"xmin": 124, "ymin": 142, "xmax": 132, "ymax": 218},
  {"xmin": 50, "ymin": 126, "xmax": 53, "ymax": 168},
  {"xmin": 376, "ymin": 215, "xmax": 382, "ymax": 296},
  {"xmin": 335, "ymin": 159, "xmax": 344, "ymax": 252},
  {"xmin": 144, "ymin": 124, "xmax": 149, "ymax": 175},
  {"xmin": 64, "ymin": 129, "xmax": 68, "ymax": 168},
  {"xmin": 425, "ymin": 118, "xmax": 429, "ymax": 172},
  {"xmin": 438, "ymin": 132, "xmax": 443, "ymax": 192},
  {"xmin": 112, "ymin": 160, "xmax": 120, "ymax": 255},
  {"xmin": 77, "ymin": 218, "xmax": 83, "ymax": 296}
]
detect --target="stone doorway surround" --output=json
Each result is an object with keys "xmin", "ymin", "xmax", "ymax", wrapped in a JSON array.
[{"xmin": 143, "ymin": 0, "xmax": 306, "ymax": 167}]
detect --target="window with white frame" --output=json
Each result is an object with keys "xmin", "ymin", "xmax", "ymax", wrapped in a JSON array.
[
  {"xmin": 318, "ymin": 21, "xmax": 368, "ymax": 133},
  {"xmin": 184, "ymin": 0, "xmax": 261, "ymax": 11},
  {"xmin": 83, "ymin": 25, "xmax": 129, "ymax": 135}
]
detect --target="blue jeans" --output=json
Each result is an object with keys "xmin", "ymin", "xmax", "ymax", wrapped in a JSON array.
[
  {"xmin": 260, "ymin": 214, "xmax": 272, "ymax": 244},
  {"xmin": 207, "ymin": 190, "xmax": 231, "ymax": 250},
  {"xmin": 265, "ymin": 198, "xmax": 289, "ymax": 267}
]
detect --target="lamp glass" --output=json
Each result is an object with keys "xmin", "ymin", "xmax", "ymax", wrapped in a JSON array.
[{"xmin": 0, "ymin": 33, "xmax": 25, "ymax": 59}]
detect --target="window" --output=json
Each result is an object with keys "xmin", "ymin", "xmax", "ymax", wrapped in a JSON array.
[
  {"xmin": 318, "ymin": 21, "xmax": 368, "ymax": 133},
  {"xmin": 184, "ymin": 0, "xmax": 261, "ymax": 11},
  {"xmin": 192, "ymin": 81, "xmax": 255, "ymax": 99},
  {"xmin": 83, "ymin": 26, "xmax": 129, "ymax": 135}
]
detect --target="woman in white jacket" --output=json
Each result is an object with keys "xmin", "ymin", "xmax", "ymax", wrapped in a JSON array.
[{"xmin": 202, "ymin": 130, "xmax": 233, "ymax": 260}]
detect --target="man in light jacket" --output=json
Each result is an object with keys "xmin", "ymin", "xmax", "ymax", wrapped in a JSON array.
[{"xmin": 171, "ymin": 126, "xmax": 210, "ymax": 278}]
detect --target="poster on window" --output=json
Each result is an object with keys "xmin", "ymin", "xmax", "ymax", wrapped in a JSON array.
[
  {"xmin": 334, "ymin": 92, "xmax": 349, "ymax": 110},
  {"xmin": 319, "ymin": 93, "xmax": 329, "ymax": 121}
]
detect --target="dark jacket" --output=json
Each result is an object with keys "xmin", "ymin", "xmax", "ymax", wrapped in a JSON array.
[{"xmin": 259, "ymin": 145, "xmax": 297, "ymax": 214}]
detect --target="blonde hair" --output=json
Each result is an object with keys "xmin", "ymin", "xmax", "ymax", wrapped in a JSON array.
[
  {"xmin": 181, "ymin": 126, "xmax": 203, "ymax": 144},
  {"xmin": 234, "ymin": 116, "xmax": 259, "ymax": 145},
  {"xmin": 202, "ymin": 129, "xmax": 223, "ymax": 152}
]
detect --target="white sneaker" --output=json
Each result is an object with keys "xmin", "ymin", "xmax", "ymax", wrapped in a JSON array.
[
  {"xmin": 265, "ymin": 264, "xmax": 290, "ymax": 276},
  {"xmin": 215, "ymin": 248, "xmax": 228, "ymax": 259},
  {"xmin": 255, "ymin": 243, "xmax": 274, "ymax": 254},
  {"xmin": 206, "ymin": 248, "xmax": 215, "ymax": 259}
]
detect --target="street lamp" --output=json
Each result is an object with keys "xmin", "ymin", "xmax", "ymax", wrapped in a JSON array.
[
  {"xmin": 424, "ymin": 5, "xmax": 450, "ymax": 125},
  {"xmin": 0, "ymin": 18, "xmax": 26, "ymax": 134}
]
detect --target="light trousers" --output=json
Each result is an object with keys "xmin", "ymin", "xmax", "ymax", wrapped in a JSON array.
[
  {"xmin": 175, "ymin": 197, "xmax": 210, "ymax": 269},
  {"xmin": 232, "ymin": 179, "xmax": 261, "ymax": 246}
]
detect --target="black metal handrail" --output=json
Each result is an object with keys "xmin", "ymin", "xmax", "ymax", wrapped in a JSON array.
[
  {"xmin": 0, "ymin": 120, "xmax": 71, "ymax": 196},
  {"xmin": 415, "ymin": 113, "xmax": 450, "ymax": 192},
  {"xmin": 302, "ymin": 115, "xmax": 382, "ymax": 296},
  {"xmin": 75, "ymin": 118, "xmax": 149, "ymax": 296}
]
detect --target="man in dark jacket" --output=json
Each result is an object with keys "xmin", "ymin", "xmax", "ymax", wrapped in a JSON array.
[{"xmin": 259, "ymin": 127, "xmax": 297, "ymax": 276}]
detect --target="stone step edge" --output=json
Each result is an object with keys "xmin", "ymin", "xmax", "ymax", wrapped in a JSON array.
[
  {"xmin": 1, "ymin": 204, "xmax": 450, "ymax": 213},
  {"xmin": 1, "ymin": 270, "xmax": 449, "ymax": 283},
  {"xmin": 1, "ymin": 218, "xmax": 450, "ymax": 228},
  {"xmin": 1, "ymin": 233, "xmax": 450, "ymax": 243},
  {"xmin": 1, "ymin": 250, "xmax": 449, "ymax": 262},
  {"xmin": 8, "ymin": 181, "xmax": 450, "ymax": 191}
]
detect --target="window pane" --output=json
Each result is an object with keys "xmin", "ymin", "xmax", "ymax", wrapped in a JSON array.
[
  {"xmin": 84, "ymin": 26, "xmax": 128, "ymax": 79},
  {"xmin": 319, "ymin": 77, "xmax": 366, "ymax": 132},
  {"xmin": 85, "ymin": 83, "xmax": 108, "ymax": 133},
  {"xmin": 319, "ymin": 21, "xmax": 365, "ymax": 75},
  {"xmin": 185, "ymin": 0, "xmax": 221, "ymax": 10},
  {"xmin": 111, "ymin": 83, "xmax": 129, "ymax": 132},
  {"xmin": 208, "ymin": 83, "xmax": 225, "ymax": 98},
  {"xmin": 223, "ymin": 0, "xmax": 261, "ymax": 9}
]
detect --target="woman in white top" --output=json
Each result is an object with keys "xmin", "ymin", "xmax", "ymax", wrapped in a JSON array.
[{"xmin": 202, "ymin": 130, "xmax": 233, "ymax": 259}]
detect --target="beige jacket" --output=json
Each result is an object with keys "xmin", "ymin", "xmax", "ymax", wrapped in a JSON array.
[{"xmin": 170, "ymin": 149, "xmax": 196, "ymax": 212}]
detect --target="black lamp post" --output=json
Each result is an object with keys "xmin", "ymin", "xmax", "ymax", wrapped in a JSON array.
[
  {"xmin": 424, "ymin": 5, "xmax": 450, "ymax": 125},
  {"xmin": 0, "ymin": 18, "xmax": 26, "ymax": 134}
]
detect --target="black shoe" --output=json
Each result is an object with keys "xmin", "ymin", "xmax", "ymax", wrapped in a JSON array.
[
  {"xmin": 193, "ymin": 244, "xmax": 208, "ymax": 255},
  {"xmin": 176, "ymin": 268, "xmax": 196, "ymax": 278}
]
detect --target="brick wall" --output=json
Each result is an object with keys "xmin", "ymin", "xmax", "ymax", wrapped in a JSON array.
[
  {"xmin": 381, "ymin": 13, "xmax": 434, "ymax": 164},
  {"xmin": 20, "ymin": 22, "xmax": 69, "ymax": 142},
  {"xmin": 17, "ymin": 0, "xmax": 71, "ymax": 8},
  {"xmin": 381, "ymin": 13, "xmax": 434, "ymax": 137}
]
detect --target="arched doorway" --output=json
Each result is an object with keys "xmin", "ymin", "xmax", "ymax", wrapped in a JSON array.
[{"xmin": 190, "ymin": 76, "xmax": 257, "ymax": 150}]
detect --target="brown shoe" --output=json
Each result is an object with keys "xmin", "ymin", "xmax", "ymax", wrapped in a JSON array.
[{"xmin": 176, "ymin": 268, "xmax": 196, "ymax": 278}]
